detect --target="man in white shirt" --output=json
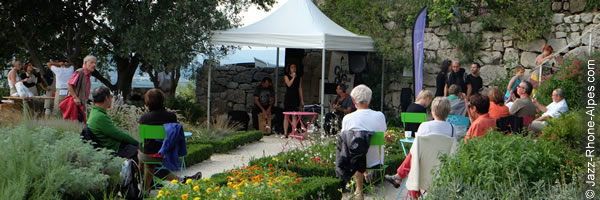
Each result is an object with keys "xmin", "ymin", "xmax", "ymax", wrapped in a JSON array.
[
  {"xmin": 529, "ymin": 88, "xmax": 568, "ymax": 134},
  {"xmin": 49, "ymin": 61, "xmax": 75, "ymax": 115},
  {"xmin": 341, "ymin": 84, "xmax": 386, "ymax": 198}
]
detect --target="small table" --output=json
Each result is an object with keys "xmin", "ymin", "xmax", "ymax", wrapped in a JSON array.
[
  {"xmin": 282, "ymin": 111, "xmax": 318, "ymax": 152},
  {"xmin": 3, "ymin": 96, "xmax": 55, "ymax": 121},
  {"xmin": 399, "ymin": 138, "xmax": 414, "ymax": 157}
]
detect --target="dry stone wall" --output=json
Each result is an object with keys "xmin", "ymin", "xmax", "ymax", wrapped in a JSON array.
[{"xmin": 384, "ymin": 11, "xmax": 599, "ymax": 112}]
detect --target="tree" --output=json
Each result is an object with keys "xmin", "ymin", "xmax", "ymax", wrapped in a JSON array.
[{"xmin": 1, "ymin": 0, "xmax": 275, "ymax": 99}]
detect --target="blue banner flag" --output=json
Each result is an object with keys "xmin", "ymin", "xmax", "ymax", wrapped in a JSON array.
[{"xmin": 412, "ymin": 7, "xmax": 427, "ymax": 100}]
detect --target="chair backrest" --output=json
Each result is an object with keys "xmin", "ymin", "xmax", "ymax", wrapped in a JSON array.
[
  {"xmin": 367, "ymin": 131, "xmax": 385, "ymax": 167},
  {"xmin": 406, "ymin": 134, "xmax": 457, "ymax": 191},
  {"xmin": 401, "ymin": 112, "xmax": 427, "ymax": 128},
  {"xmin": 139, "ymin": 124, "xmax": 166, "ymax": 149},
  {"xmin": 446, "ymin": 115, "xmax": 470, "ymax": 135}
]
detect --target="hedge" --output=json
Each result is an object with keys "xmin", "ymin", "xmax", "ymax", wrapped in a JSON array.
[
  {"xmin": 190, "ymin": 130, "xmax": 263, "ymax": 153},
  {"xmin": 185, "ymin": 144, "xmax": 213, "ymax": 166},
  {"xmin": 210, "ymin": 172, "xmax": 342, "ymax": 200}
]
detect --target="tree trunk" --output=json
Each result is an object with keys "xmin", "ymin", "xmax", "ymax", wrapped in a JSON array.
[{"xmin": 114, "ymin": 55, "xmax": 140, "ymax": 100}]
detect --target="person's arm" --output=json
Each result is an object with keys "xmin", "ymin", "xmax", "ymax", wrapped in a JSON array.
[
  {"xmin": 284, "ymin": 75, "xmax": 294, "ymax": 87},
  {"xmin": 506, "ymin": 77, "xmax": 516, "ymax": 93},
  {"xmin": 254, "ymin": 96, "xmax": 266, "ymax": 113},
  {"xmin": 466, "ymin": 84, "xmax": 472, "ymax": 98},
  {"xmin": 535, "ymin": 115, "xmax": 550, "ymax": 121},
  {"xmin": 8, "ymin": 70, "xmax": 17, "ymax": 88},
  {"xmin": 536, "ymin": 55, "xmax": 552, "ymax": 65},
  {"xmin": 444, "ymin": 83, "xmax": 448, "ymax": 97},
  {"xmin": 532, "ymin": 99, "xmax": 548, "ymax": 113},
  {"xmin": 66, "ymin": 71, "xmax": 81, "ymax": 105},
  {"xmin": 97, "ymin": 113, "xmax": 139, "ymax": 145},
  {"xmin": 509, "ymin": 100, "xmax": 520, "ymax": 115},
  {"xmin": 299, "ymin": 77, "xmax": 304, "ymax": 106}
]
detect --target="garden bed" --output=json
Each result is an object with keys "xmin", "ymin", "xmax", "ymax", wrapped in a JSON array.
[{"xmin": 185, "ymin": 130, "xmax": 264, "ymax": 166}]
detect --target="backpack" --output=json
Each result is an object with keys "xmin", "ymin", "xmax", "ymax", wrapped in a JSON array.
[
  {"xmin": 80, "ymin": 125, "xmax": 101, "ymax": 149},
  {"xmin": 120, "ymin": 159, "xmax": 143, "ymax": 200}
]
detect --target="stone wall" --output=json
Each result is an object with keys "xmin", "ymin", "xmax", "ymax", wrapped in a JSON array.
[{"xmin": 383, "ymin": 11, "xmax": 600, "ymax": 113}]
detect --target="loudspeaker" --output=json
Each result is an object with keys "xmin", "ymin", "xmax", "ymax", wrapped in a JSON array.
[
  {"xmin": 284, "ymin": 48, "xmax": 305, "ymax": 77},
  {"xmin": 349, "ymin": 52, "xmax": 368, "ymax": 74},
  {"xmin": 325, "ymin": 83, "xmax": 338, "ymax": 94}
]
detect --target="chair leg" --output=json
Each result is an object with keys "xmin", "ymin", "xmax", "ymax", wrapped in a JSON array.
[{"xmin": 395, "ymin": 178, "xmax": 407, "ymax": 200}]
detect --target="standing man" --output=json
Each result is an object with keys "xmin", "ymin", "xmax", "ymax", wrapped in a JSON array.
[
  {"xmin": 50, "ymin": 61, "xmax": 75, "ymax": 115},
  {"xmin": 60, "ymin": 55, "xmax": 96, "ymax": 122},
  {"xmin": 466, "ymin": 63, "xmax": 483, "ymax": 98},
  {"xmin": 252, "ymin": 77, "xmax": 275, "ymax": 134},
  {"xmin": 444, "ymin": 60, "xmax": 467, "ymax": 96}
]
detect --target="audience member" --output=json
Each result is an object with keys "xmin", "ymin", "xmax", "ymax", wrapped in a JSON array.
[
  {"xmin": 8, "ymin": 60, "xmax": 23, "ymax": 96},
  {"xmin": 339, "ymin": 84, "xmax": 386, "ymax": 198},
  {"xmin": 87, "ymin": 86, "xmax": 139, "ymax": 160},
  {"xmin": 447, "ymin": 84, "xmax": 467, "ymax": 116},
  {"xmin": 488, "ymin": 88, "xmax": 510, "ymax": 120},
  {"xmin": 60, "ymin": 55, "xmax": 96, "ymax": 122},
  {"xmin": 49, "ymin": 61, "xmax": 75, "ymax": 115},
  {"xmin": 445, "ymin": 60, "xmax": 467, "ymax": 96},
  {"xmin": 385, "ymin": 97, "xmax": 456, "ymax": 199},
  {"xmin": 465, "ymin": 94, "xmax": 495, "ymax": 141},
  {"xmin": 404, "ymin": 90, "xmax": 433, "ymax": 136},
  {"xmin": 435, "ymin": 59, "xmax": 451, "ymax": 97},
  {"xmin": 20, "ymin": 63, "xmax": 50, "ymax": 96},
  {"xmin": 505, "ymin": 66, "xmax": 525, "ymax": 102},
  {"xmin": 509, "ymin": 81, "xmax": 537, "ymax": 118},
  {"xmin": 530, "ymin": 45, "xmax": 554, "ymax": 96},
  {"xmin": 466, "ymin": 63, "xmax": 483, "ymax": 98},
  {"xmin": 529, "ymin": 88, "xmax": 568, "ymax": 134},
  {"xmin": 138, "ymin": 89, "xmax": 202, "ymax": 191}
]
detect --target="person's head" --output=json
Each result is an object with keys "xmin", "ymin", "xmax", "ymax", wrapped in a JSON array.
[
  {"xmin": 12, "ymin": 60, "xmax": 23, "ymax": 70},
  {"xmin": 24, "ymin": 63, "xmax": 34, "ymax": 73},
  {"xmin": 286, "ymin": 64, "xmax": 297, "ymax": 75},
  {"xmin": 552, "ymin": 88, "xmax": 564, "ymax": 103},
  {"xmin": 431, "ymin": 97, "xmax": 451, "ymax": 120},
  {"xmin": 541, "ymin": 44, "xmax": 553, "ymax": 56},
  {"xmin": 517, "ymin": 80, "xmax": 533, "ymax": 97},
  {"xmin": 514, "ymin": 66, "xmax": 525, "ymax": 78},
  {"xmin": 471, "ymin": 63, "xmax": 481, "ymax": 74},
  {"xmin": 468, "ymin": 93, "xmax": 490, "ymax": 115},
  {"xmin": 488, "ymin": 88, "xmax": 505, "ymax": 105},
  {"xmin": 415, "ymin": 90, "xmax": 434, "ymax": 107},
  {"xmin": 144, "ymin": 88, "xmax": 166, "ymax": 111},
  {"xmin": 261, "ymin": 77, "xmax": 272, "ymax": 88},
  {"xmin": 92, "ymin": 86, "xmax": 112, "ymax": 108},
  {"xmin": 350, "ymin": 84, "xmax": 372, "ymax": 108},
  {"xmin": 83, "ymin": 55, "xmax": 97, "ymax": 72},
  {"xmin": 448, "ymin": 84, "xmax": 460, "ymax": 96},
  {"xmin": 440, "ymin": 59, "xmax": 452, "ymax": 75},
  {"xmin": 450, "ymin": 60, "xmax": 460, "ymax": 73},
  {"xmin": 336, "ymin": 83, "xmax": 348, "ymax": 95}
]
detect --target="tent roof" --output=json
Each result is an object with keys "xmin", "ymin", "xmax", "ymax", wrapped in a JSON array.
[{"xmin": 211, "ymin": 0, "xmax": 375, "ymax": 52}]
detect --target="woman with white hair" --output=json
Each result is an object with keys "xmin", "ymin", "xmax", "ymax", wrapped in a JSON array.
[{"xmin": 385, "ymin": 97, "xmax": 456, "ymax": 199}]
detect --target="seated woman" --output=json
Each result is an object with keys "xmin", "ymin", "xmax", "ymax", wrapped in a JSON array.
[
  {"xmin": 385, "ymin": 97, "xmax": 457, "ymax": 198},
  {"xmin": 138, "ymin": 89, "xmax": 201, "ymax": 191},
  {"xmin": 487, "ymin": 88, "xmax": 510, "ymax": 120},
  {"xmin": 404, "ymin": 90, "xmax": 433, "ymax": 137}
]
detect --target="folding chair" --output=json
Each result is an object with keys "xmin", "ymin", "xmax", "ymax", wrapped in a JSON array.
[
  {"xmin": 357, "ymin": 132, "xmax": 388, "ymax": 197},
  {"xmin": 446, "ymin": 115, "xmax": 470, "ymax": 138},
  {"xmin": 401, "ymin": 112, "xmax": 427, "ymax": 131},
  {"xmin": 139, "ymin": 124, "xmax": 186, "ymax": 191}
]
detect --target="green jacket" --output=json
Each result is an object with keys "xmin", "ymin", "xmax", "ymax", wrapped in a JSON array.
[{"xmin": 87, "ymin": 105, "xmax": 139, "ymax": 152}]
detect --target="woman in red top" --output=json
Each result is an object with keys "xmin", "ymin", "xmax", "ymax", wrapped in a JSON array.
[{"xmin": 487, "ymin": 88, "xmax": 510, "ymax": 120}]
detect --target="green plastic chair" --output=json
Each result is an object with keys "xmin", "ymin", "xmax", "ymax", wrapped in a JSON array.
[
  {"xmin": 139, "ymin": 124, "xmax": 186, "ymax": 191},
  {"xmin": 357, "ymin": 131, "xmax": 388, "ymax": 197},
  {"xmin": 400, "ymin": 112, "xmax": 427, "ymax": 129}
]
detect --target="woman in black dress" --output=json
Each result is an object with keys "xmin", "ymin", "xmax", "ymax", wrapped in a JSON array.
[
  {"xmin": 435, "ymin": 59, "xmax": 451, "ymax": 97},
  {"xmin": 283, "ymin": 64, "xmax": 304, "ymax": 138}
]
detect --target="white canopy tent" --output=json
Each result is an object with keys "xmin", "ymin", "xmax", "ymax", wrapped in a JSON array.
[{"xmin": 209, "ymin": 0, "xmax": 375, "ymax": 128}]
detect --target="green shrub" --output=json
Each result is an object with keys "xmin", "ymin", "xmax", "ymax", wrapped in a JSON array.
[
  {"xmin": 250, "ymin": 141, "xmax": 337, "ymax": 177},
  {"xmin": 446, "ymin": 30, "xmax": 483, "ymax": 64},
  {"xmin": 185, "ymin": 144, "xmax": 214, "ymax": 166},
  {"xmin": 428, "ymin": 132, "xmax": 583, "ymax": 199},
  {"xmin": 0, "ymin": 126, "xmax": 124, "ymax": 199},
  {"xmin": 189, "ymin": 131, "xmax": 263, "ymax": 153},
  {"xmin": 165, "ymin": 96, "xmax": 204, "ymax": 125}
]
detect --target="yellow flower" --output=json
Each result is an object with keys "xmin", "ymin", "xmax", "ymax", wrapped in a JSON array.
[
  {"xmin": 185, "ymin": 178, "xmax": 193, "ymax": 185},
  {"xmin": 194, "ymin": 198, "xmax": 200, "ymax": 200},
  {"xmin": 193, "ymin": 185, "xmax": 200, "ymax": 192},
  {"xmin": 203, "ymin": 178, "xmax": 210, "ymax": 182},
  {"xmin": 215, "ymin": 186, "xmax": 220, "ymax": 191},
  {"xmin": 277, "ymin": 189, "xmax": 281, "ymax": 193},
  {"xmin": 206, "ymin": 187, "xmax": 213, "ymax": 194},
  {"xmin": 237, "ymin": 191, "xmax": 244, "ymax": 196},
  {"xmin": 166, "ymin": 190, "xmax": 172, "ymax": 195},
  {"xmin": 171, "ymin": 179, "xmax": 178, "ymax": 184},
  {"xmin": 158, "ymin": 190, "xmax": 164, "ymax": 195},
  {"xmin": 181, "ymin": 194, "xmax": 189, "ymax": 200},
  {"xmin": 157, "ymin": 193, "xmax": 164, "ymax": 198}
]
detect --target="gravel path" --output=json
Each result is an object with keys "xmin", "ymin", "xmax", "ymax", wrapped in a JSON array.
[{"xmin": 174, "ymin": 134, "xmax": 306, "ymax": 178}]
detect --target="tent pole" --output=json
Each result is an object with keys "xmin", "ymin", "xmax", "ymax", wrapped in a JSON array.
[
  {"xmin": 321, "ymin": 48, "xmax": 326, "ymax": 130},
  {"xmin": 207, "ymin": 60, "xmax": 212, "ymax": 129},
  {"xmin": 275, "ymin": 48, "xmax": 280, "ymax": 106},
  {"xmin": 381, "ymin": 59, "xmax": 385, "ymax": 112}
]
